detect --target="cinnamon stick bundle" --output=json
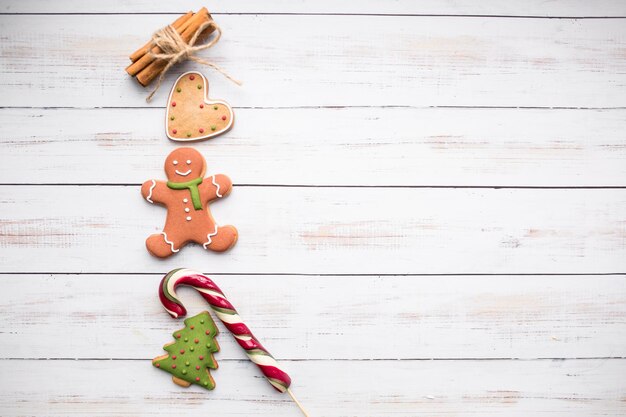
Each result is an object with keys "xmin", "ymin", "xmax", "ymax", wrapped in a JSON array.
[{"xmin": 126, "ymin": 8, "xmax": 216, "ymax": 87}]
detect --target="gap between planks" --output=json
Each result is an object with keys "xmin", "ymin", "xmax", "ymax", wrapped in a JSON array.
[
  {"xmin": 0, "ymin": 357, "xmax": 624, "ymax": 361},
  {"xmin": 1, "ymin": 184, "xmax": 626, "ymax": 189},
  {"xmin": 1, "ymin": 272, "xmax": 625, "ymax": 276},
  {"xmin": 1, "ymin": 13, "xmax": 626, "ymax": 19},
  {"xmin": 3, "ymin": 105, "xmax": 626, "ymax": 110}
]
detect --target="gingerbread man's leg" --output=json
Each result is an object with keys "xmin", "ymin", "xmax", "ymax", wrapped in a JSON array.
[
  {"xmin": 146, "ymin": 232, "xmax": 181, "ymax": 258},
  {"xmin": 202, "ymin": 225, "xmax": 238, "ymax": 252}
]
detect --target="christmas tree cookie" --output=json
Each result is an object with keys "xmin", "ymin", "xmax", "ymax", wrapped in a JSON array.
[{"xmin": 152, "ymin": 311, "xmax": 220, "ymax": 390}]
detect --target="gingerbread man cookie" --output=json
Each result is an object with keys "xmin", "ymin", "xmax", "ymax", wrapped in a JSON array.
[
  {"xmin": 141, "ymin": 147, "xmax": 238, "ymax": 258},
  {"xmin": 166, "ymin": 71, "xmax": 234, "ymax": 142}
]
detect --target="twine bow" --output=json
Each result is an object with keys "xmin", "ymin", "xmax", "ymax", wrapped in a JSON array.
[{"xmin": 146, "ymin": 21, "xmax": 241, "ymax": 102}]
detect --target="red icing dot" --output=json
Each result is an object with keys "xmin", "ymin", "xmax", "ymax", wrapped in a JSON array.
[
  {"xmin": 189, "ymin": 75, "xmax": 195, "ymax": 80},
  {"xmin": 221, "ymin": 115, "xmax": 227, "ymax": 121},
  {"xmin": 195, "ymin": 377, "xmax": 200, "ymax": 381},
  {"xmin": 195, "ymin": 365, "xmax": 200, "ymax": 370},
  {"xmin": 171, "ymin": 102, "xmax": 176, "ymax": 107},
  {"xmin": 172, "ymin": 129, "xmax": 177, "ymax": 134},
  {"xmin": 205, "ymin": 330, "xmax": 210, "ymax": 335},
  {"xmin": 180, "ymin": 349, "xmax": 185, "ymax": 354},
  {"xmin": 172, "ymin": 364, "xmax": 177, "ymax": 369},
  {"xmin": 190, "ymin": 325, "xmax": 195, "ymax": 330},
  {"xmin": 199, "ymin": 355, "xmax": 204, "ymax": 360},
  {"xmin": 155, "ymin": 363, "xmax": 160, "ymax": 368},
  {"xmin": 194, "ymin": 338, "xmax": 199, "ymax": 344},
  {"xmin": 199, "ymin": 104, "xmax": 204, "ymax": 109},
  {"xmin": 199, "ymin": 128, "xmax": 204, "ymax": 133},
  {"xmin": 176, "ymin": 334, "xmax": 181, "ymax": 338},
  {"xmin": 172, "ymin": 355, "xmax": 177, "ymax": 360}
]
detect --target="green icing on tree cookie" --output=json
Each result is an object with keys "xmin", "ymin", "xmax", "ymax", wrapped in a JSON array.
[{"xmin": 152, "ymin": 311, "xmax": 220, "ymax": 390}]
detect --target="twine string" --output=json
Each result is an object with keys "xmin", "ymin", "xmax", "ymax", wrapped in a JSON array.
[{"xmin": 146, "ymin": 21, "xmax": 241, "ymax": 102}]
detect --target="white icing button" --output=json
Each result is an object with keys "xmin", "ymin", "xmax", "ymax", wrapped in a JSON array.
[
  {"xmin": 185, "ymin": 208, "xmax": 190, "ymax": 213},
  {"xmin": 183, "ymin": 198, "xmax": 188, "ymax": 203},
  {"xmin": 186, "ymin": 216, "xmax": 192, "ymax": 221},
  {"xmin": 186, "ymin": 160, "xmax": 191, "ymax": 164}
]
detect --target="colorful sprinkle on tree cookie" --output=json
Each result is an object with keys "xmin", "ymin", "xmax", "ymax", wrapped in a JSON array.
[
  {"xmin": 152, "ymin": 311, "xmax": 220, "ymax": 390},
  {"xmin": 166, "ymin": 71, "xmax": 234, "ymax": 142}
]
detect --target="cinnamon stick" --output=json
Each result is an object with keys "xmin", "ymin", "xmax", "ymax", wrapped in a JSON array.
[
  {"xmin": 129, "ymin": 11, "xmax": 193, "ymax": 62},
  {"xmin": 126, "ymin": 9, "xmax": 208, "ymax": 76},
  {"xmin": 136, "ymin": 9, "xmax": 215, "ymax": 86}
]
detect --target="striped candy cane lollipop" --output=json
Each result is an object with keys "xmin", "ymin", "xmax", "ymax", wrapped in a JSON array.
[{"xmin": 159, "ymin": 268, "xmax": 309, "ymax": 416}]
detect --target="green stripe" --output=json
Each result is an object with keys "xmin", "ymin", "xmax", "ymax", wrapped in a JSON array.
[
  {"xmin": 162, "ymin": 269, "xmax": 184, "ymax": 304},
  {"xmin": 246, "ymin": 348, "xmax": 273, "ymax": 357},
  {"xmin": 211, "ymin": 305, "xmax": 236, "ymax": 315}
]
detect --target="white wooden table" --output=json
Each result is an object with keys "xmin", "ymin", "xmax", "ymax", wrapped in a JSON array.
[{"xmin": 1, "ymin": 1, "xmax": 625, "ymax": 415}]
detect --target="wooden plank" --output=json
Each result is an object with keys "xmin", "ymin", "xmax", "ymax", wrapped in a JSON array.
[
  {"xmin": 0, "ymin": 358, "xmax": 623, "ymax": 416},
  {"xmin": 1, "ymin": 15, "xmax": 625, "ymax": 108},
  {"xmin": 1, "ymin": 274, "xmax": 624, "ymax": 360},
  {"xmin": 3, "ymin": 0, "xmax": 626, "ymax": 17},
  {"xmin": 2, "ymin": 108, "xmax": 626, "ymax": 186},
  {"xmin": 1, "ymin": 186, "xmax": 625, "ymax": 274}
]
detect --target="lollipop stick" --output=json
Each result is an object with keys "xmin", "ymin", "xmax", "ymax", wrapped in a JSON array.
[{"xmin": 287, "ymin": 388, "xmax": 310, "ymax": 417}]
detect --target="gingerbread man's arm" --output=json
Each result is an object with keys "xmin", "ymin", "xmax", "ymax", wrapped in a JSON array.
[
  {"xmin": 202, "ymin": 174, "xmax": 233, "ymax": 202},
  {"xmin": 141, "ymin": 180, "xmax": 169, "ymax": 205}
]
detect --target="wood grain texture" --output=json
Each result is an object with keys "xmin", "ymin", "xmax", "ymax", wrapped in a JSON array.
[
  {"xmin": 1, "ymin": 2, "xmax": 625, "ymax": 416},
  {"xmin": 2, "ymin": 107, "xmax": 626, "ymax": 186},
  {"xmin": 3, "ymin": 0, "xmax": 626, "ymax": 17},
  {"xmin": 1, "ymin": 274, "xmax": 624, "ymax": 360},
  {"xmin": 0, "ymin": 359, "xmax": 623, "ymax": 417},
  {"xmin": 0, "ymin": 186, "xmax": 625, "ymax": 274},
  {"xmin": 1, "ymin": 15, "xmax": 625, "ymax": 108}
]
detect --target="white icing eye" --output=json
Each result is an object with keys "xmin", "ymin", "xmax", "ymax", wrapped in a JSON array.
[
  {"xmin": 173, "ymin": 160, "xmax": 178, "ymax": 165},
  {"xmin": 186, "ymin": 160, "xmax": 191, "ymax": 165}
]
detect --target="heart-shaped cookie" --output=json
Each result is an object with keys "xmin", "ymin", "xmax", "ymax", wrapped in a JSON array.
[{"xmin": 165, "ymin": 71, "xmax": 234, "ymax": 142}]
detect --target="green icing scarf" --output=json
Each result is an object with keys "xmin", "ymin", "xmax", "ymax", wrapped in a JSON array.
[{"xmin": 167, "ymin": 177, "xmax": 203, "ymax": 210}]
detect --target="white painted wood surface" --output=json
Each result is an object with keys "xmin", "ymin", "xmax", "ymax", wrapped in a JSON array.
[
  {"xmin": 4, "ymin": 0, "xmax": 626, "ymax": 17},
  {"xmin": 1, "ymin": 186, "xmax": 625, "ymax": 274},
  {"xmin": 2, "ymin": 359, "xmax": 624, "ymax": 417},
  {"xmin": 1, "ymin": 15, "xmax": 626, "ymax": 108},
  {"xmin": 0, "ymin": 1, "xmax": 625, "ymax": 416},
  {"xmin": 2, "ymin": 274, "xmax": 624, "ymax": 360},
  {"xmin": 2, "ymin": 108, "xmax": 626, "ymax": 186}
]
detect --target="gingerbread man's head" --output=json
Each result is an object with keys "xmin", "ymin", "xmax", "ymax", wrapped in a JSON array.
[{"xmin": 164, "ymin": 147, "xmax": 206, "ymax": 182}]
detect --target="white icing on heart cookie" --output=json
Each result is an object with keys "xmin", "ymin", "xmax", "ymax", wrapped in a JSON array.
[{"xmin": 165, "ymin": 71, "xmax": 234, "ymax": 142}]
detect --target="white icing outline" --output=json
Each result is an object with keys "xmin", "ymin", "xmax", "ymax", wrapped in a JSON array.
[
  {"xmin": 165, "ymin": 71, "xmax": 235, "ymax": 142},
  {"xmin": 202, "ymin": 224, "xmax": 219, "ymax": 249},
  {"xmin": 146, "ymin": 180, "xmax": 156, "ymax": 203},
  {"xmin": 175, "ymin": 169, "xmax": 192, "ymax": 176},
  {"xmin": 161, "ymin": 231, "xmax": 180, "ymax": 253},
  {"xmin": 210, "ymin": 175, "xmax": 223, "ymax": 198}
]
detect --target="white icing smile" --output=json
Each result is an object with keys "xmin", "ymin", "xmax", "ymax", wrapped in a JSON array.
[{"xmin": 175, "ymin": 169, "xmax": 192, "ymax": 176}]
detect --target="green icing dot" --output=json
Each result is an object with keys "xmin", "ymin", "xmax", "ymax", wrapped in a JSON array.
[
  {"xmin": 200, "ymin": 319, "xmax": 205, "ymax": 324},
  {"xmin": 206, "ymin": 343, "xmax": 211, "ymax": 348},
  {"xmin": 176, "ymin": 88, "xmax": 182, "ymax": 93},
  {"xmin": 203, "ymin": 381, "xmax": 208, "ymax": 386},
  {"xmin": 213, "ymin": 106, "xmax": 218, "ymax": 110},
  {"xmin": 184, "ymin": 337, "xmax": 188, "ymax": 342},
  {"xmin": 197, "ymin": 84, "xmax": 202, "ymax": 89},
  {"xmin": 182, "ymin": 369, "xmax": 187, "ymax": 375},
  {"xmin": 189, "ymin": 346, "xmax": 195, "ymax": 352},
  {"xmin": 211, "ymin": 126, "xmax": 216, "ymax": 131},
  {"xmin": 185, "ymin": 361, "xmax": 190, "ymax": 366},
  {"xmin": 170, "ymin": 116, "xmax": 175, "ymax": 121},
  {"xmin": 186, "ymin": 133, "xmax": 192, "ymax": 137}
]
